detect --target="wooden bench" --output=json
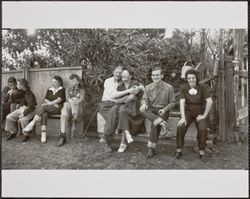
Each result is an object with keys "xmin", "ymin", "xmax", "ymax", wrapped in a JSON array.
[
  {"xmin": 97, "ymin": 111, "xmax": 179, "ymax": 139},
  {"xmin": 97, "ymin": 111, "xmax": 214, "ymax": 145},
  {"xmin": 46, "ymin": 114, "xmax": 84, "ymax": 138}
]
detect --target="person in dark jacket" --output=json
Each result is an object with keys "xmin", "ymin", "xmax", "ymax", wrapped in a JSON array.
[
  {"xmin": 5, "ymin": 78, "xmax": 37, "ymax": 142},
  {"xmin": 23, "ymin": 76, "xmax": 66, "ymax": 143},
  {"xmin": 1, "ymin": 77, "xmax": 24, "ymax": 127}
]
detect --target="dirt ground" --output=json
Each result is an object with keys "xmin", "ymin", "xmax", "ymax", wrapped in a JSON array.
[{"xmin": 1, "ymin": 132, "xmax": 248, "ymax": 170}]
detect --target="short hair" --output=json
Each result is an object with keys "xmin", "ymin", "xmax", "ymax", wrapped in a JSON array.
[
  {"xmin": 185, "ymin": 69, "xmax": 200, "ymax": 82},
  {"xmin": 17, "ymin": 78, "xmax": 29, "ymax": 88},
  {"xmin": 113, "ymin": 65, "xmax": 123, "ymax": 72},
  {"xmin": 69, "ymin": 74, "xmax": 81, "ymax": 82},
  {"xmin": 69, "ymin": 74, "xmax": 82, "ymax": 88},
  {"xmin": 8, "ymin": 76, "xmax": 17, "ymax": 85},
  {"xmin": 151, "ymin": 67, "xmax": 163, "ymax": 74},
  {"xmin": 52, "ymin": 76, "xmax": 63, "ymax": 86},
  {"xmin": 122, "ymin": 68, "xmax": 133, "ymax": 78}
]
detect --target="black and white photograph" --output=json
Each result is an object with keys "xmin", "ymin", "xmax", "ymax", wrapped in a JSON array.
[{"xmin": 1, "ymin": 1, "xmax": 248, "ymax": 198}]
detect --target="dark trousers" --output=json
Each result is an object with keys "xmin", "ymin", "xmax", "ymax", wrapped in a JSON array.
[
  {"xmin": 2, "ymin": 102, "xmax": 11, "ymax": 126},
  {"xmin": 176, "ymin": 112, "xmax": 207, "ymax": 150},
  {"xmin": 141, "ymin": 107, "xmax": 169, "ymax": 148},
  {"xmin": 37, "ymin": 105, "xmax": 61, "ymax": 126}
]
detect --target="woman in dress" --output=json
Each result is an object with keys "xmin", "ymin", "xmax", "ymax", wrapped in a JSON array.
[
  {"xmin": 113, "ymin": 69, "xmax": 145, "ymax": 152},
  {"xmin": 175, "ymin": 69, "xmax": 213, "ymax": 162},
  {"xmin": 23, "ymin": 76, "xmax": 66, "ymax": 143}
]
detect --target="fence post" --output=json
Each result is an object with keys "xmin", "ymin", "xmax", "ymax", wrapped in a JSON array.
[
  {"xmin": 218, "ymin": 29, "xmax": 226, "ymax": 142},
  {"xmin": 224, "ymin": 56, "xmax": 235, "ymax": 142},
  {"xmin": 23, "ymin": 68, "xmax": 30, "ymax": 83}
]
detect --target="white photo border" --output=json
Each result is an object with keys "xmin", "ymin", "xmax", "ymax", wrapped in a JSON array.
[{"xmin": 1, "ymin": 1, "xmax": 248, "ymax": 198}]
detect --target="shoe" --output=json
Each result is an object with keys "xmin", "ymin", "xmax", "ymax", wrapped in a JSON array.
[
  {"xmin": 6, "ymin": 133, "xmax": 16, "ymax": 141},
  {"xmin": 104, "ymin": 144, "xmax": 112, "ymax": 153},
  {"xmin": 99, "ymin": 137, "xmax": 106, "ymax": 143},
  {"xmin": 118, "ymin": 144, "xmax": 127, "ymax": 153},
  {"xmin": 146, "ymin": 148, "xmax": 156, "ymax": 158},
  {"xmin": 41, "ymin": 132, "xmax": 47, "ymax": 143},
  {"xmin": 22, "ymin": 135, "xmax": 30, "ymax": 142},
  {"xmin": 57, "ymin": 134, "xmax": 66, "ymax": 147},
  {"xmin": 199, "ymin": 154, "xmax": 208, "ymax": 162},
  {"xmin": 125, "ymin": 131, "xmax": 133, "ymax": 144},
  {"xmin": 23, "ymin": 121, "xmax": 35, "ymax": 133},
  {"xmin": 175, "ymin": 151, "xmax": 182, "ymax": 159}
]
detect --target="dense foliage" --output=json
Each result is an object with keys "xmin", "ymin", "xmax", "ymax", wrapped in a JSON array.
[{"xmin": 2, "ymin": 28, "xmax": 224, "ymax": 130}]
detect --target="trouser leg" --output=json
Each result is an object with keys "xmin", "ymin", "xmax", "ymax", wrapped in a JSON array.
[
  {"xmin": 142, "ymin": 107, "xmax": 169, "ymax": 149},
  {"xmin": 176, "ymin": 114, "xmax": 193, "ymax": 149},
  {"xmin": 2, "ymin": 103, "xmax": 11, "ymax": 126},
  {"xmin": 195, "ymin": 118, "xmax": 208, "ymax": 150},
  {"xmin": 40, "ymin": 105, "xmax": 61, "ymax": 126},
  {"xmin": 5, "ymin": 108, "xmax": 23, "ymax": 134},
  {"xmin": 147, "ymin": 125, "xmax": 161, "ymax": 149},
  {"xmin": 60, "ymin": 102, "xmax": 71, "ymax": 133},
  {"xmin": 19, "ymin": 111, "xmax": 36, "ymax": 136},
  {"xmin": 102, "ymin": 104, "xmax": 119, "ymax": 144},
  {"xmin": 98, "ymin": 101, "xmax": 116, "ymax": 121}
]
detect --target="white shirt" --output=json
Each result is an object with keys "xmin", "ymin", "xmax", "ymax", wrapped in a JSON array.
[
  {"xmin": 48, "ymin": 86, "xmax": 63, "ymax": 95},
  {"xmin": 101, "ymin": 77, "xmax": 120, "ymax": 101}
]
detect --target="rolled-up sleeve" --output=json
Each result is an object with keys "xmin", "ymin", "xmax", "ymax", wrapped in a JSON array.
[
  {"xmin": 141, "ymin": 88, "xmax": 149, "ymax": 106},
  {"xmin": 168, "ymin": 85, "xmax": 176, "ymax": 103},
  {"xmin": 58, "ymin": 88, "xmax": 66, "ymax": 103}
]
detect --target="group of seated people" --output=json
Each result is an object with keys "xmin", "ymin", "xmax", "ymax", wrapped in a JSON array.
[
  {"xmin": 98, "ymin": 66, "xmax": 213, "ymax": 162},
  {"xmin": 2, "ymin": 74, "xmax": 84, "ymax": 147},
  {"xmin": 2, "ymin": 66, "xmax": 213, "ymax": 162}
]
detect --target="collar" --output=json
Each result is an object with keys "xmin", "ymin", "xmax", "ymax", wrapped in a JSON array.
[
  {"xmin": 113, "ymin": 77, "xmax": 122, "ymax": 83},
  {"xmin": 70, "ymin": 85, "xmax": 80, "ymax": 91},
  {"xmin": 154, "ymin": 80, "xmax": 163, "ymax": 88},
  {"xmin": 49, "ymin": 86, "xmax": 62, "ymax": 94}
]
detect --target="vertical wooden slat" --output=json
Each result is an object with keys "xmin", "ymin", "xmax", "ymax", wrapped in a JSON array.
[
  {"xmin": 224, "ymin": 55, "xmax": 235, "ymax": 142},
  {"xmin": 218, "ymin": 29, "xmax": 226, "ymax": 142}
]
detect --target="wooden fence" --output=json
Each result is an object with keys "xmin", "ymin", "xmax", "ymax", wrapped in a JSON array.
[{"xmin": 2, "ymin": 66, "xmax": 82, "ymax": 108}]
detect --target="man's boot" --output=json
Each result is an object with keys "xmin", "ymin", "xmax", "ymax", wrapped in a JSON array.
[
  {"xmin": 58, "ymin": 133, "xmax": 66, "ymax": 147},
  {"xmin": 146, "ymin": 148, "xmax": 156, "ymax": 158},
  {"xmin": 6, "ymin": 133, "xmax": 16, "ymax": 141}
]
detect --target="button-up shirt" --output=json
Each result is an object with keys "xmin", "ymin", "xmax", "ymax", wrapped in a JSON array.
[
  {"xmin": 67, "ymin": 85, "xmax": 85, "ymax": 102},
  {"xmin": 141, "ymin": 81, "xmax": 175, "ymax": 108},
  {"xmin": 101, "ymin": 77, "xmax": 121, "ymax": 101}
]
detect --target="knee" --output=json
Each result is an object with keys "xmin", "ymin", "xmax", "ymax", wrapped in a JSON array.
[
  {"xmin": 177, "ymin": 124, "xmax": 185, "ymax": 130},
  {"xmin": 63, "ymin": 102, "xmax": 71, "ymax": 109},
  {"xmin": 6, "ymin": 114, "xmax": 13, "ymax": 121},
  {"xmin": 119, "ymin": 108, "xmax": 127, "ymax": 115},
  {"xmin": 61, "ymin": 111, "xmax": 70, "ymax": 119},
  {"xmin": 197, "ymin": 122, "xmax": 207, "ymax": 131},
  {"xmin": 18, "ymin": 118, "xmax": 27, "ymax": 125}
]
